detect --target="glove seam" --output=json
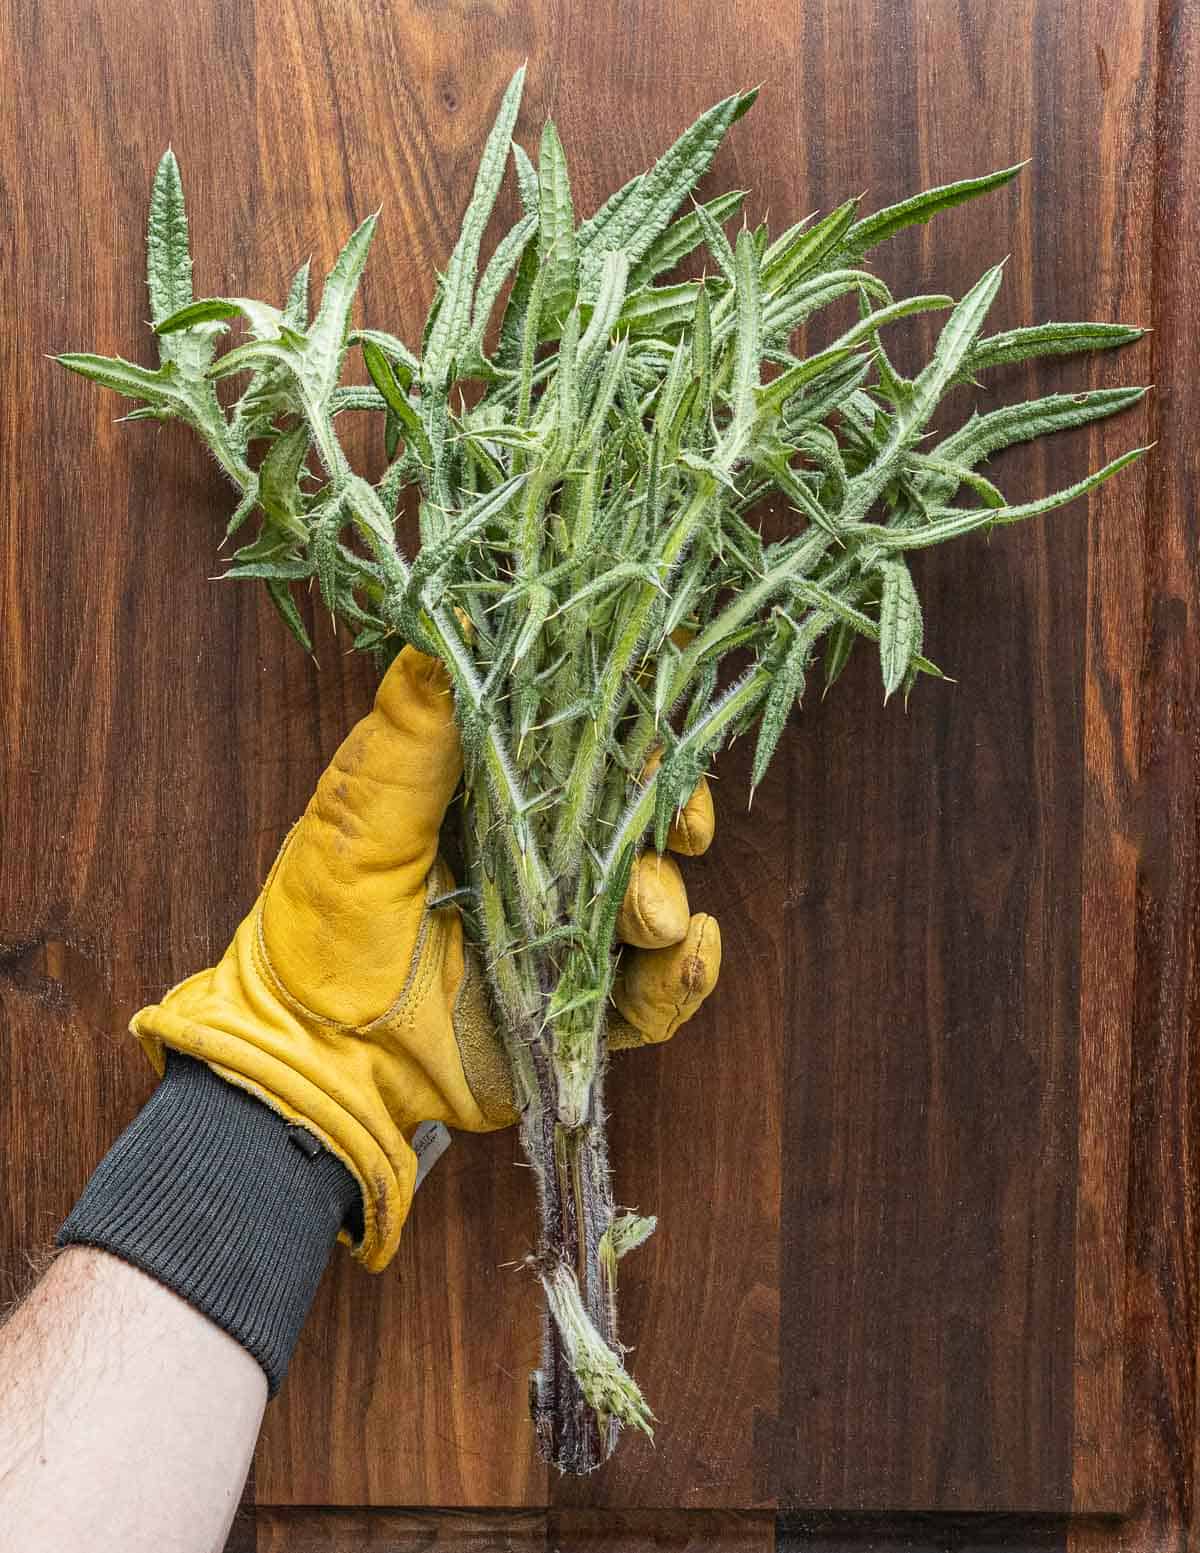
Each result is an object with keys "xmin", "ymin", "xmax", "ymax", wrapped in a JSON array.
[{"xmin": 362, "ymin": 860, "xmax": 451, "ymax": 1032}]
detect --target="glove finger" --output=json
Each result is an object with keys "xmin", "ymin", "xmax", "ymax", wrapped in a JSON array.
[
  {"xmin": 641, "ymin": 749, "xmax": 716, "ymax": 856},
  {"xmin": 666, "ymin": 774, "xmax": 715, "ymax": 857},
  {"xmin": 610, "ymin": 912, "xmax": 721, "ymax": 1045},
  {"xmin": 615, "ymin": 852, "xmax": 691, "ymax": 949},
  {"xmin": 298, "ymin": 645, "xmax": 461, "ymax": 891},
  {"xmin": 261, "ymin": 648, "xmax": 462, "ymax": 1020}
]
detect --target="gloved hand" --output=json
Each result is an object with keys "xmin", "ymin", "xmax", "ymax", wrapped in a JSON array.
[{"xmin": 132, "ymin": 647, "xmax": 721, "ymax": 1271}]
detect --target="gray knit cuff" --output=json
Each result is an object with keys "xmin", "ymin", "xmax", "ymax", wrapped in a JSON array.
[{"xmin": 57, "ymin": 1051, "xmax": 360, "ymax": 1396}]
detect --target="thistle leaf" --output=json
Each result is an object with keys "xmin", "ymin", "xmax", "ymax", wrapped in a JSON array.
[
  {"xmin": 284, "ymin": 259, "xmax": 311, "ymax": 329},
  {"xmin": 762, "ymin": 198, "xmax": 859, "ymax": 294},
  {"xmin": 305, "ymin": 211, "xmax": 380, "ymax": 399},
  {"xmin": 361, "ymin": 337, "xmax": 433, "ymax": 465},
  {"xmin": 578, "ymin": 89, "xmax": 756, "ymax": 297},
  {"xmin": 265, "ymin": 579, "xmax": 313, "ymax": 653},
  {"xmin": 936, "ymin": 387, "xmax": 1148, "ymax": 470},
  {"xmin": 537, "ymin": 121, "xmax": 578, "ymax": 327},
  {"xmin": 842, "ymin": 163, "xmax": 1026, "ymax": 257},
  {"xmin": 629, "ymin": 189, "xmax": 747, "ymax": 290},
  {"xmin": 692, "ymin": 197, "xmax": 738, "ymax": 285},
  {"xmin": 55, "ymin": 352, "xmax": 188, "ymax": 412},
  {"xmin": 424, "ymin": 65, "xmax": 527, "ymax": 383},
  {"xmin": 860, "ymin": 445, "xmax": 1149, "ymax": 550},
  {"xmin": 960, "ymin": 321, "xmax": 1145, "ymax": 380},
  {"xmin": 752, "ymin": 629, "xmax": 808, "ymax": 789},
  {"xmin": 513, "ymin": 141, "xmax": 540, "ymax": 214},
  {"xmin": 877, "ymin": 559, "xmax": 923, "ymax": 699},
  {"xmin": 147, "ymin": 149, "xmax": 194, "ymax": 325}
]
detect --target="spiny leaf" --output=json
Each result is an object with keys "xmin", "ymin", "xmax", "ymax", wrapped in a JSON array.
[
  {"xmin": 361, "ymin": 337, "xmax": 433, "ymax": 465},
  {"xmin": 936, "ymin": 387, "xmax": 1148, "ymax": 470},
  {"xmin": 762, "ymin": 198, "xmax": 859, "ymax": 294},
  {"xmin": 877, "ymin": 559, "xmax": 923, "ymax": 699},
  {"xmin": 55, "ymin": 352, "xmax": 189, "ymax": 414},
  {"xmin": 752, "ymin": 627, "xmax": 809, "ymax": 788},
  {"xmin": 147, "ymin": 149, "xmax": 194, "ymax": 325},
  {"xmin": 284, "ymin": 259, "xmax": 311, "ymax": 329},
  {"xmin": 512, "ymin": 141, "xmax": 540, "ymax": 214},
  {"xmin": 723, "ymin": 228, "xmax": 762, "ymax": 460},
  {"xmin": 842, "ymin": 163, "xmax": 1026, "ymax": 257},
  {"xmin": 349, "ymin": 327, "xmax": 420, "ymax": 381},
  {"xmin": 423, "ymin": 65, "xmax": 526, "ymax": 383},
  {"xmin": 823, "ymin": 618, "xmax": 858, "ymax": 696},
  {"xmin": 858, "ymin": 446, "xmax": 1149, "ymax": 550},
  {"xmin": 629, "ymin": 189, "xmax": 747, "ymax": 289},
  {"xmin": 147, "ymin": 149, "xmax": 225, "ymax": 376},
  {"xmin": 305, "ymin": 211, "xmax": 380, "ymax": 399},
  {"xmin": 265, "ymin": 579, "xmax": 313, "ymax": 653},
  {"xmin": 537, "ymin": 120, "xmax": 578, "ymax": 327},
  {"xmin": 578, "ymin": 88, "xmax": 756, "ymax": 297},
  {"xmin": 467, "ymin": 212, "xmax": 538, "ymax": 366},
  {"xmin": 578, "ymin": 250, "xmax": 630, "ymax": 373},
  {"xmin": 692, "ymin": 197, "xmax": 738, "ymax": 285},
  {"xmin": 960, "ymin": 321, "xmax": 1145, "ymax": 380}
]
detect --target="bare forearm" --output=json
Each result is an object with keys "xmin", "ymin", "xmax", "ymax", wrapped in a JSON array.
[
  {"xmin": 0, "ymin": 1056, "xmax": 358, "ymax": 1552},
  {"xmin": 0, "ymin": 1247, "xmax": 265, "ymax": 1553}
]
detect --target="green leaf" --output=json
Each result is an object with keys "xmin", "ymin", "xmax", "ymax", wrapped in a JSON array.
[
  {"xmin": 856, "ymin": 445, "xmax": 1149, "ymax": 550},
  {"xmin": 936, "ymin": 386, "xmax": 1148, "ymax": 470},
  {"xmin": 342, "ymin": 472, "xmax": 405, "ymax": 571},
  {"xmin": 146, "ymin": 149, "xmax": 226, "ymax": 377},
  {"xmin": 361, "ymin": 337, "xmax": 433, "ymax": 464},
  {"xmin": 877, "ymin": 559, "xmax": 923, "ymax": 699},
  {"xmin": 313, "ymin": 501, "xmax": 343, "ymax": 612},
  {"xmin": 55, "ymin": 352, "xmax": 189, "ymax": 414},
  {"xmin": 578, "ymin": 88, "xmax": 756, "ymax": 297},
  {"xmin": 423, "ymin": 65, "xmax": 526, "ymax": 383},
  {"xmin": 842, "ymin": 163, "xmax": 1026, "ymax": 257},
  {"xmin": 265, "ymin": 579, "xmax": 313, "ymax": 653},
  {"xmin": 349, "ymin": 327, "xmax": 420, "ymax": 382},
  {"xmin": 960, "ymin": 321, "xmax": 1145, "ymax": 380},
  {"xmin": 578, "ymin": 250, "xmax": 630, "ymax": 373},
  {"xmin": 721, "ymin": 228, "xmax": 762, "ymax": 461},
  {"xmin": 284, "ymin": 259, "xmax": 311, "ymax": 329},
  {"xmin": 691, "ymin": 197, "xmax": 738, "ymax": 285},
  {"xmin": 226, "ymin": 554, "xmax": 313, "ymax": 580},
  {"xmin": 205, "ymin": 338, "xmax": 297, "ymax": 381},
  {"xmin": 629, "ymin": 189, "xmax": 746, "ymax": 289},
  {"xmin": 147, "ymin": 149, "xmax": 194, "ymax": 325},
  {"xmin": 467, "ymin": 212, "xmax": 538, "ymax": 365},
  {"xmin": 823, "ymin": 618, "xmax": 858, "ymax": 696},
  {"xmin": 618, "ymin": 280, "xmax": 715, "ymax": 338},
  {"xmin": 305, "ymin": 211, "xmax": 381, "ymax": 399},
  {"xmin": 257, "ymin": 423, "xmax": 312, "ymax": 536},
  {"xmin": 762, "ymin": 198, "xmax": 859, "ymax": 294},
  {"xmin": 537, "ymin": 120, "xmax": 578, "ymax": 326},
  {"xmin": 512, "ymin": 141, "xmax": 539, "ymax": 214},
  {"xmin": 752, "ymin": 628, "xmax": 808, "ymax": 788}
]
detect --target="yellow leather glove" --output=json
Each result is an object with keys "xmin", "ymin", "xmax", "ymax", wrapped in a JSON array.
[{"xmin": 132, "ymin": 647, "xmax": 721, "ymax": 1272}]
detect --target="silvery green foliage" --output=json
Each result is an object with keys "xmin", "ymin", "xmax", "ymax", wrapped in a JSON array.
[{"xmin": 59, "ymin": 74, "xmax": 1147, "ymax": 1460}]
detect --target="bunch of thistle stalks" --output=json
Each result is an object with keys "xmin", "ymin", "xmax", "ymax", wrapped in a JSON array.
[{"xmin": 58, "ymin": 67, "xmax": 1148, "ymax": 1473}]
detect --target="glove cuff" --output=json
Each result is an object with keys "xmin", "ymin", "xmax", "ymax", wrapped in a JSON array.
[{"xmin": 57, "ymin": 1052, "xmax": 359, "ymax": 1397}]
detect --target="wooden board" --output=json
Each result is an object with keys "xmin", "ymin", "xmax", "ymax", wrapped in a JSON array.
[{"xmin": 4, "ymin": 0, "xmax": 1192, "ymax": 1540}]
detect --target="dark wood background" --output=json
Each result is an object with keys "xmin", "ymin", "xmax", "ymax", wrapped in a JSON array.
[{"xmin": 1, "ymin": 0, "xmax": 1195, "ymax": 1547}]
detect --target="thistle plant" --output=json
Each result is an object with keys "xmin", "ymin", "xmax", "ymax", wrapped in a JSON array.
[{"xmin": 59, "ymin": 68, "xmax": 1147, "ymax": 1474}]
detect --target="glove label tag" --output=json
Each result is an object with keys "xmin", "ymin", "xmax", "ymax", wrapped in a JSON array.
[{"xmin": 411, "ymin": 1119, "xmax": 452, "ymax": 1190}]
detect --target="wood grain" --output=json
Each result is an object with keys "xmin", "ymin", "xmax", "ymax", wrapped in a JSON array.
[
  {"xmin": 250, "ymin": 1509, "xmax": 774, "ymax": 1551},
  {"xmin": 778, "ymin": 0, "xmax": 1153, "ymax": 1512},
  {"xmin": 1, "ymin": 0, "xmax": 1186, "ymax": 1537}
]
